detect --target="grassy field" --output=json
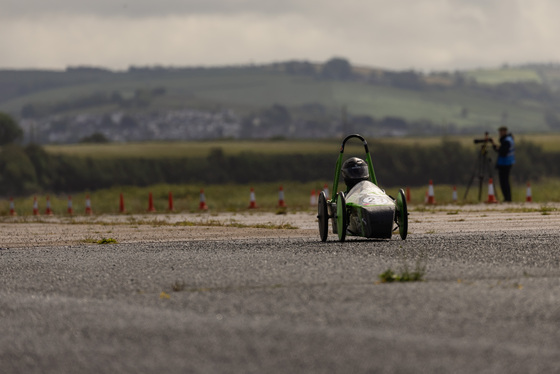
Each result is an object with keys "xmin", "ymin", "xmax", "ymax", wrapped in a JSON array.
[
  {"xmin": 44, "ymin": 139, "xmax": 368, "ymax": 159},
  {"xmin": 43, "ymin": 133, "xmax": 560, "ymax": 159},
  {"xmin": 0, "ymin": 67, "xmax": 551, "ymax": 132},
  {"xmin": 2, "ymin": 179, "xmax": 559, "ymax": 217},
  {"xmin": 464, "ymin": 68, "xmax": 542, "ymax": 85}
]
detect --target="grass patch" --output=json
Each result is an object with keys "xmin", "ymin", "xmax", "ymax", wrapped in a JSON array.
[
  {"xmin": 41, "ymin": 134, "xmax": 560, "ymax": 158},
  {"xmin": 379, "ymin": 260, "xmax": 426, "ymax": 283},
  {"xmin": 464, "ymin": 67, "xmax": 542, "ymax": 85},
  {"xmin": 97, "ymin": 237, "xmax": 118, "ymax": 244},
  {"xmin": 173, "ymin": 219, "xmax": 297, "ymax": 229},
  {"xmin": 540, "ymin": 205, "xmax": 556, "ymax": 215},
  {"xmin": 502, "ymin": 204, "xmax": 558, "ymax": 214},
  {"xmin": 44, "ymin": 139, "xmax": 369, "ymax": 159},
  {"xmin": 159, "ymin": 291, "xmax": 170, "ymax": 299},
  {"xmin": 81, "ymin": 237, "xmax": 118, "ymax": 244},
  {"xmin": 171, "ymin": 280, "xmax": 186, "ymax": 292},
  {"xmin": 0, "ymin": 215, "xmax": 300, "ymax": 229}
]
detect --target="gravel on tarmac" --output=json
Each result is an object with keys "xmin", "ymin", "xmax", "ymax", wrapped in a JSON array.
[{"xmin": 1, "ymin": 206, "xmax": 560, "ymax": 373}]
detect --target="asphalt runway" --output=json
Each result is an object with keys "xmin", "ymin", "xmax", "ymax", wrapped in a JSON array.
[{"xmin": 1, "ymin": 227, "xmax": 560, "ymax": 373}]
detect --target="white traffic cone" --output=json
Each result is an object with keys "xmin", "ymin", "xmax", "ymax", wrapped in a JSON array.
[
  {"xmin": 277, "ymin": 186, "xmax": 286, "ymax": 208},
  {"xmin": 85, "ymin": 195, "xmax": 92, "ymax": 215},
  {"xmin": 45, "ymin": 196, "xmax": 53, "ymax": 215},
  {"xmin": 67, "ymin": 196, "xmax": 74, "ymax": 215},
  {"xmin": 426, "ymin": 180, "xmax": 435, "ymax": 204},
  {"xmin": 323, "ymin": 184, "xmax": 329, "ymax": 199},
  {"xmin": 526, "ymin": 182, "xmax": 532, "ymax": 202},
  {"xmin": 310, "ymin": 190, "xmax": 317, "ymax": 206},
  {"xmin": 33, "ymin": 196, "xmax": 39, "ymax": 215},
  {"xmin": 248, "ymin": 188, "xmax": 257, "ymax": 209},
  {"xmin": 9, "ymin": 197, "xmax": 16, "ymax": 216}
]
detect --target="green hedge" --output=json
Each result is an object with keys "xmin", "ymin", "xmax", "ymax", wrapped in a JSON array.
[{"xmin": 0, "ymin": 140, "xmax": 555, "ymax": 196}]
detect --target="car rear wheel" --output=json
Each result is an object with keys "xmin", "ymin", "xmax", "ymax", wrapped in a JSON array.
[
  {"xmin": 318, "ymin": 191, "xmax": 329, "ymax": 242},
  {"xmin": 396, "ymin": 188, "xmax": 408, "ymax": 240}
]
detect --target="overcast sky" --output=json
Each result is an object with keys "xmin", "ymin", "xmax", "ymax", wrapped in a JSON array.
[{"xmin": 1, "ymin": 0, "xmax": 560, "ymax": 71}]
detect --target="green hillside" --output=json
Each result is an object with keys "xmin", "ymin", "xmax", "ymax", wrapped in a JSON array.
[
  {"xmin": 464, "ymin": 67, "xmax": 542, "ymax": 85},
  {"xmin": 1, "ymin": 61, "xmax": 560, "ymax": 136}
]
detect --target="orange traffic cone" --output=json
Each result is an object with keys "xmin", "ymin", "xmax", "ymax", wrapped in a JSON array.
[
  {"xmin": 248, "ymin": 187, "xmax": 257, "ymax": 209},
  {"xmin": 45, "ymin": 196, "xmax": 53, "ymax": 215},
  {"xmin": 426, "ymin": 180, "xmax": 435, "ymax": 204},
  {"xmin": 119, "ymin": 193, "xmax": 126, "ymax": 213},
  {"xmin": 168, "ymin": 191, "xmax": 174, "ymax": 211},
  {"xmin": 9, "ymin": 197, "xmax": 16, "ymax": 216},
  {"xmin": 406, "ymin": 187, "xmax": 411, "ymax": 203},
  {"xmin": 33, "ymin": 196, "xmax": 39, "ymax": 216},
  {"xmin": 199, "ymin": 189, "xmax": 208, "ymax": 210},
  {"xmin": 310, "ymin": 190, "xmax": 317, "ymax": 206},
  {"xmin": 85, "ymin": 195, "xmax": 92, "ymax": 215},
  {"xmin": 452, "ymin": 186, "xmax": 458, "ymax": 203},
  {"xmin": 67, "ymin": 196, "xmax": 74, "ymax": 215},
  {"xmin": 277, "ymin": 186, "xmax": 286, "ymax": 208},
  {"xmin": 486, "ymin": 178, "xmax": 498, "ymax": 203},
  {"xmin": 526, "ymin": 182, "xmax": 532, "ymax": 202},
  {"xmin": 147, "ymin": 192, "xmax": 156, "ymax": 212}
]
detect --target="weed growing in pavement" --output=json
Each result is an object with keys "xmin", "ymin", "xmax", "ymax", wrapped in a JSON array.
[
  {"xmin": 159, "ymin": 291, "xmax": 170, "ymax": 299},
  {"xmin": 252, "ymin": 222, "xmax": 297, "ymax": 229},
  {"xmin": 173, "ymin": 220, "xmax": 297, "ymax": 229},
  {"xmin": 81, "ymin": 237, "xmax": 118, "ymax": 244},
  {"xmin": 172, "ymin": 280, "xmax": 186, "ymax": 292},
  {"xmin": 412, "ymin": 206, "xmax": 429, "ymax": 212},
  {"xmin": 502, "ymin": 205, "xmax": 558, "ymax": 214},
  {"xmin": 378, "ymin": 259, "xmax": 426, "ymax": 283},
  {"xmin": 97, "ymin": 237, "xmax": 118, "ymax": 244},
  {"xmin": 539, "ymin": 205, "xmax": 556, "ymax": 215},
  {"xmin": 33, "ymin": 217, "xmax": 298, "ymax": 229}
]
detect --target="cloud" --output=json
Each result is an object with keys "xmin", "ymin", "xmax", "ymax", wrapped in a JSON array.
[
  {"xmin": 0, "ymin": 13, "xmax": 329, "ymax": 69},
  {"xmin": 0, "ymin": 0, "xmax": 306, "ymax": 19},
  {"xmin": 1, "ymin": 0, "xmax": 560, "ymax": 70}
]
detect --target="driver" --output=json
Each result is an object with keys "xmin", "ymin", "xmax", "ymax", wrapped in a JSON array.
[{"xmin": 341, "ymin": 157, "xmax": 369, "ymax": 191}]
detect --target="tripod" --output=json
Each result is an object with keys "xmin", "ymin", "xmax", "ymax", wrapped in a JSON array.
[{"xmin": 464, "ymin": 142, "xmax": 498, "ymax": 202}]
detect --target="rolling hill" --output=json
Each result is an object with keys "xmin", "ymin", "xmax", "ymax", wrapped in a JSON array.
[{"xmin": 1, "ymin": 60, "xmax": 560, "ymax": 141}]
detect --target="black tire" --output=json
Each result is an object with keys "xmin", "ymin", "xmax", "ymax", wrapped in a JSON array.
[
  {"xmin": 318, "ymin": 191, "xmax": 329, "ymax": 242},
  {"xmin": 397, "ymin": 188, "xmax": 408, "ymax": 240},
  {"xmin": 336, "ymin": 191, "xmax": 348, "ymax": 242}
]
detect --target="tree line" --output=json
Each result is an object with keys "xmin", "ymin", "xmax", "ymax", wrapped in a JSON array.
[{"xmin": 0, "ymin": 139, "xmax": 555, "ymax": 196}]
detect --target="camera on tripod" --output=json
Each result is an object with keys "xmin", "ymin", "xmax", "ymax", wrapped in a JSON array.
[
  {"xmin": 473, "ymin": 132, "xmax": 493, "ymax": 144},
  {"xmin": 464, "ymin": 131, "xmax": 497, "ymax": 201}
]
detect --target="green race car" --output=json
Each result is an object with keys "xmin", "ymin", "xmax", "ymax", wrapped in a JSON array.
[{"xmin": 317, "ymin": 134, "xmax": 408, "ymax": 242}]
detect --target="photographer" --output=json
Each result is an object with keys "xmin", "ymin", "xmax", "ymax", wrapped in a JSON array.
[{"xmin": 490, "ymin": 126, "xmax": 515, "ymax": 202}]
